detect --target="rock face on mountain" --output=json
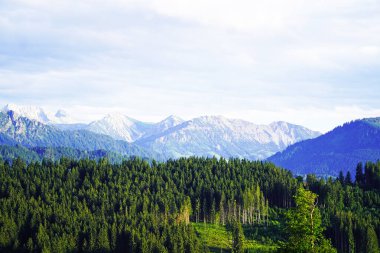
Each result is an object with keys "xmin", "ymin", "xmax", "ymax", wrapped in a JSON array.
[
  {"xmin": 136, "ymin": 116, "xmax": 320, "ymax": 160},
  {"xmin": 268, "ymin": 118, "xmax": 380, "ymax": 176},
  {"xmin": 85, "ymin": 114, "xmax": 184, "ymax": 142},
  {"xmin": 87, "ymin": 113, "xmax": 150, "ymax": 142}
]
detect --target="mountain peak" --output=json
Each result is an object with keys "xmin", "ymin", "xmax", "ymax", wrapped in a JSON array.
[
  {"xmin": 101, "ymin": 113, "xmax": 138, "ymax": 126},
  {"xmin": 55, "ymin": 109, "xmax": 67, "ymax": 118},
  {"xmin": 87, "ymin": 113, "xmax": 147, "ymax": 142},
  {"xmin": 2, "ymin": 103, "xmax": 50, "ymax": 124},
  {"xmin": 161, "ymin": 115, "xmax": 184, "ymax": 125},
  {"xmin": 192, "ymin": 115, "xmax": 231, "ymax": 125}
]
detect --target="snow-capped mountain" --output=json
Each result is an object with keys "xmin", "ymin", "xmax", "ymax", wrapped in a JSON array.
[
  {"xmin": 136, "ymin": 116, "xmax": 320, "ymax": 160},
  {"xmin": 0, "ymin": 110, "xmax": 151, "ymax": 158},
  {"xmin": 146, "ymin": 115, "xmax": 185, "ymax": 136},
  {"xmin": 2, "ymin": 104, "xmax": 50, "ymax": 124},
  {"xmin": 268, "ymin": 121, "xmax": 320, "ymax": 149},
  {"xmin": 86, "ymin": 114, "xmax": 184, "ymax": 142},
  {"xmin": 1, "ymin": 104, "xmax": 321, "ymax": 160},
  {"xmin": 2, "ymin": 104, "xmax": 75, "ymax": 124},
  {"xmin": 86, "ymin": 113, "xmax": 153, "ymax": 142}
]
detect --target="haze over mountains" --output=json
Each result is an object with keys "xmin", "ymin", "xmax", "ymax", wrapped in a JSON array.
[{"xmin": 0, "ymin": 104, "xmax": 320, "ymax": 160}]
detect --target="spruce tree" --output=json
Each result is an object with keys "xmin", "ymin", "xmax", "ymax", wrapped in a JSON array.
[
  {"xmin": 355, "ymin": 163, "xmax": 365, "ymax": 186},
  {"xmin": 345, "ymin": 171, "xmax": 352, "ymax": 185},
  {"xmin": 231, "ymin": 220, "xmax": 244, "ymax": 253}
]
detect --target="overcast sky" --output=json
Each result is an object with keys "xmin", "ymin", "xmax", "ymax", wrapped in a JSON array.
[{"xmin": 1, "ymin": 0, "xmax": 380, "ymax": 132}]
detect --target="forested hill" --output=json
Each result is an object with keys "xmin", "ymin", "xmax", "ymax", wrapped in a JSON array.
[
  {"xmin": 0, "ymin": 157, "xmax": 379, "ymax": 252},
  {"xmin": 268, "ymin": 118, "xmax": 380, "ymax": 176}
]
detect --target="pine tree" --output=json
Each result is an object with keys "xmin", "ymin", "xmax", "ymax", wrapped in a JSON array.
[
  {"xmin": 355, "ymin": 163, "xmax": 365, "ymax": 186},
  {"xmin": 339, "ymin": 171, "xmax": 345, "ymax": 185},
  {"xmin": 345, "ymin": 171, "xmax": 352, "ymax": 185},
  {"xmin": 231, "ymin": 220, "xmax": 244, "ymax": 253}
]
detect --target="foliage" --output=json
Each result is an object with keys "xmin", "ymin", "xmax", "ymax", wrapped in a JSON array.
[
  {"xmin": 282, "ymin": 187, "xmax": 336, "ymax": 253},
  {"xmin": 0, "ymin": 144, "xmax": 129, "ymax": 164},
  {"xmin": 0, "ymin": 156, "xmax": 295, "ymax": 252},
  {"xmin": 0, "ymin": 156, "xmax": 379, "ymax": 253},
  {"xmin": 192, "ymin": 223, "xmax": 278, "ymax": 252}
]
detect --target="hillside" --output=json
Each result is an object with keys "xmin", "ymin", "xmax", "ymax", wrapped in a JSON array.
[
  {"xmin": 0, "ymin": 145, "xmax": 129, "ymax": 164},
  {"xmin": 268, "ymin": 118, "xmax": 380, "ymax": 176}
]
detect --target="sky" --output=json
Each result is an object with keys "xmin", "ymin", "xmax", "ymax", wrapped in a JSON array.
[{"xmin": 0, "ymin": 0, "xmax": 380, "ymax": 133}]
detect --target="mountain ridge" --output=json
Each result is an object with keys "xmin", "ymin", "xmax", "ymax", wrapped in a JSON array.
[
  {"xmin": 1, "ymin": 104, "xmax": 321, "ymax": 160},
  {"xmin": 268, "ymin": 117, "xmax": 380, "ymax": 176},
  {"xmin": 0, "ymin": 111, "xmax": 155, "ymax": 159},
  {"xmin": 135, "ymin": 115, "xmax": 320, "ymax": 160}
]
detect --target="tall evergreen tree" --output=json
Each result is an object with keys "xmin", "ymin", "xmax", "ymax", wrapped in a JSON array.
[
  {"xmin": 339, "ymin": 171, "xmax": 345, "ymax": 185},
  {"xmin": 355, "ymin": 162, "xmax": 365, "ymax": 186},
  {"xmin": 345, "ymin": 171, "xmax": 352, "ymax": 185},
  {"xmin": 231, "ymin": 220, "xmax": 244, "ymax": 253}
]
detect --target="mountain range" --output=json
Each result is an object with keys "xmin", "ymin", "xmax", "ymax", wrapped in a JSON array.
[
  {"xmin": 2, "ymin": 103, "xmax": 380, "ymax": 177},
  {"xmin": 0, "ymin": 110, "xmax": 151, "ymax": 158},
  {"xmin": 0, "ymin": 104, "xmax": 320, "ymax": 161},
  {"xmin": 135, "ymin": 116, "xmax": 320, "ymax": 160}
]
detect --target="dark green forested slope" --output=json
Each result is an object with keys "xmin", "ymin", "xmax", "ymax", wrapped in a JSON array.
[
  {"xmin": 0, "ymin": 157, "xmax": 379, "ymax": 253},
  {"xmin": 0, "ymin": 144, "xmax": 129, "ymax": 164}
]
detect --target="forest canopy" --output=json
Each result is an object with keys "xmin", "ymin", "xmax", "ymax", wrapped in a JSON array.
[{"xmin": 0, "ymin": 157, "xmax": 379, "ymax": 252}]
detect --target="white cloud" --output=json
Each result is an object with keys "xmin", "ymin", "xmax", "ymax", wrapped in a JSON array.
[{"xmin": 0, "ymin": 0, "xmax": 379, "ymax": 132}]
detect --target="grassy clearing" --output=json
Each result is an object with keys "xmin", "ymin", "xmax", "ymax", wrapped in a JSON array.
[{"xmin": 192, "ymin": 222, "xmax": 279, "ymax": 253}]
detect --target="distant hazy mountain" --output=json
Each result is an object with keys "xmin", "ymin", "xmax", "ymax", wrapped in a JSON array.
[
  {"xmin": 268, "ymin": 118, "xmax": 380, "ymax": 176},
  {"xmin": 136, "ymin": 116, "xmax": 320, "ymax": 160},
  {"xmin": 0, "ymin": 111, "xmax": 152, "ymax": 158}
]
